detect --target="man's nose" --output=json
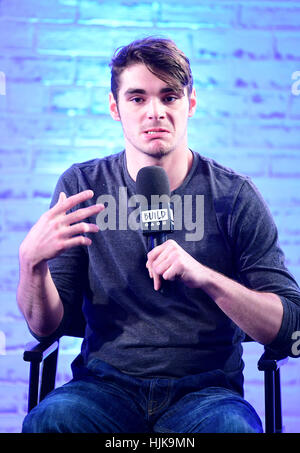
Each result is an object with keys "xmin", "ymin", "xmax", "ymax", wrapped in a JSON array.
[{"xmin": 147, "ymin": 99, "xmax": 165, "ymax": 120}]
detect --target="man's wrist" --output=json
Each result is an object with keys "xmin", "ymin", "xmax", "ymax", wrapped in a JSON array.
[
  {"xmin": 196, "ymin": 264, "xmax": 227, "ymax": 300},
  {"xmin": 19, "ymin": 245, "xmax": 48, "ymax": 275}
]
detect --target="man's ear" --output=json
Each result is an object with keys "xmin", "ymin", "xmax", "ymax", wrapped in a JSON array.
[
  {"xmin": 188, "ymin": 87, "xmax": 197, "ymax": 118},
  {"xmin": 109, "ymin": 92, "xmax": 121, "ymax": 121}
]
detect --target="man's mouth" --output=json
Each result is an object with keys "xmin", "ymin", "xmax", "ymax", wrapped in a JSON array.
[{"xmin": 144, "ymin": 128, "xmax": 169, "ymax": 135}]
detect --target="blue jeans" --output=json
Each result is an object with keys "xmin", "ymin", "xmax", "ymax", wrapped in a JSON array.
[{"xmin": 22, "ymin": 358, "xmax": 263, "ymax": 433}]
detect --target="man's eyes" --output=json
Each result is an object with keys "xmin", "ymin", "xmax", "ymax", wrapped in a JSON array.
[
  {"xmin": 129, "ymin": 96, "xmax": 178, "ymax": 104},
  {"xmin": 163, "ymin": 95, "xmax": 177, "ymax": 103},
  {"xmin": 130, "ymin": 97, "xmax": 144, "ymax": 103}
]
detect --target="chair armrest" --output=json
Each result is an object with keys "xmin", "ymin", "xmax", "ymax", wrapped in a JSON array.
[
  {"xmin": 23, "ymin": 339, "xmax": 60, "ymax": 412},
  {"xmin": 257, "ymin": 350, "xmax": 288, "ymax": 371},
  {"xmin": 23, "ymin": 339, "xmax": 59, "ymax": 363}
]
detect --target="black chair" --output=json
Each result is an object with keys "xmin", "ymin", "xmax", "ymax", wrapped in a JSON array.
[{"xmin": 23, "ymin": 309, "xmax": 288, "ymax": 434}]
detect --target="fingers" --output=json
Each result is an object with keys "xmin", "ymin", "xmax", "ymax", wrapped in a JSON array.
[
  {"xmin": 21, "ymin": 190, "xmax": 104, "ymax": 265},
  {"xmin": 146, "ymin": 261, "xmax": 162, "ymax": 291},
  {"xmin": 153, "ymin": 271, "xmax": 162, "ymax": 291},
  {"xmin": 147, "ymin": 241, "xmax": 174, "ymax": 275},
  {"xmin": 146, "ymin": 240, "xmax": 176, "ymax": 291},
  {"xmin": 50, "ymin": 190, "xmax": 104, "ymax": 226},
  {"xmin": 52, "ymin": 189, "xmax": 96, "ymax": 215},
  {"xmin": 47, "ymin": 190, "xmax": 104, "ymax": 255},
  {"xmin": 64, "ymin": 203, "xmax": 104, "ymax": 226},
  {"xmin": 58, "ymin": 191, "xmax": 67, "ymax": 203},
  {"xmin": 65, "ymin": 221, "xmax": 100, "ymax": 237},
  {"xmin": 47, "ymin": 220, "xmax": 100, "ymax": 257},
  {"xmin": 55, "ymin": 194, "xmax": 103, "ymax": 248},
  {"xmin": 62, "ymin": 235, "xmax": 94, "ymax": 249},
  {"xmin": 148, "ymin": 240, "xmax": 203, "ymax": 289}
]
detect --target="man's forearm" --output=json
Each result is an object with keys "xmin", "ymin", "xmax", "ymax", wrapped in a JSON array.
[
  {"xmin": 17, "ymin": 256, "xmax": 64, "ymax": 337},
  {"xmin": 147, "ymin": 240, "xmax": 284, "ymax": 345},
  {"xmin": 201, "ymin": 266, "xmax": 283, "ymax": 345}
]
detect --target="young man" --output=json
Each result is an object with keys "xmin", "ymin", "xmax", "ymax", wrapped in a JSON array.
[{"xmin": 18, "ymin": 37, "xmax": 300, "ymax": 433}]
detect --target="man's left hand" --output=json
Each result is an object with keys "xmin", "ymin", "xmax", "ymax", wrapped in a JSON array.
[{"xmin": 146, "ymin": 239, "xmax": 204, "ymax": 291}]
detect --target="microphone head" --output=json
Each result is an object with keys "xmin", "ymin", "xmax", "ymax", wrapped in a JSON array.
[
  {"xmin": 136, "ymin": 166, "xmax": 170, "ymax": 203},
  {"xmin": 136, "ymin": 166, "xmax": 174, "ymax": 235}
]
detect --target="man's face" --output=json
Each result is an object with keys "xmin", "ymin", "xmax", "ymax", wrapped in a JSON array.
[{"xmin": 109, "ymin": 63, "xmax": 196, "ymax": 160}]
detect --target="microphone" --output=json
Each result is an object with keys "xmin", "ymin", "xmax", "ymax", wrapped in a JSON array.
[
  {"xmin": 136, "ymin": 166, "xmax": 174, "ymax": 295},
  {"xmin": 136, "ymin": 166, "xmax": 174, "ymax": 251}
]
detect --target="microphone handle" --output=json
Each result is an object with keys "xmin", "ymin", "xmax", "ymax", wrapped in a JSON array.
[{"xmin": 148, "ymin": 232, "xmax": 168, "ymax": 250}]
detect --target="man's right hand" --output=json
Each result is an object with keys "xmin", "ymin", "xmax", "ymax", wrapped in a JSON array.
[{"xmin": 19, "ymin": 189, "xmax": 104, "ymax": 268}]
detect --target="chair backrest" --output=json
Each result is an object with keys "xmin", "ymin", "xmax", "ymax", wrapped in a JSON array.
[
  {"xmin": 63, "ymin": 301, "xmax": 86, "ymax": 339},
  {"xmin": 243, "ymin": 333, "xmax": 254, "ymax": 343}
]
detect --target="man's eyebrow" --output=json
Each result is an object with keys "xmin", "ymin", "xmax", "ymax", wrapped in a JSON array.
[
  {"xmin": 124, "ymin": 87, "xmax": 178, "ymax": 96},
  {"xmin": 124, "ymin": 88, "xmax": 146, "ymax": 96}
]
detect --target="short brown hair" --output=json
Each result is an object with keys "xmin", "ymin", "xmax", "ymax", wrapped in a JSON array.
[{"xmin": 110, "ymin": 37, "xmax": 193, "ymax": 102}]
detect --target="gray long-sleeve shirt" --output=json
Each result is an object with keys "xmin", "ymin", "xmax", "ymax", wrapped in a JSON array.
[{"xmin": 43, "ymin": 150, "xmax": 300, "ymax": 395}]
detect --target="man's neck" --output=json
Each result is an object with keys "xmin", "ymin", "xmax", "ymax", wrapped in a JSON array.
[{"xmin": 126, "ymin": 148, "xmax": 193, "ymax": 191}]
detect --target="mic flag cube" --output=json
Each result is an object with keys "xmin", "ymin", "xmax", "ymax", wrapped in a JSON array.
[{"xmin": 140, "ymin": 203, "xmax": 174, "ymax": 234}]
